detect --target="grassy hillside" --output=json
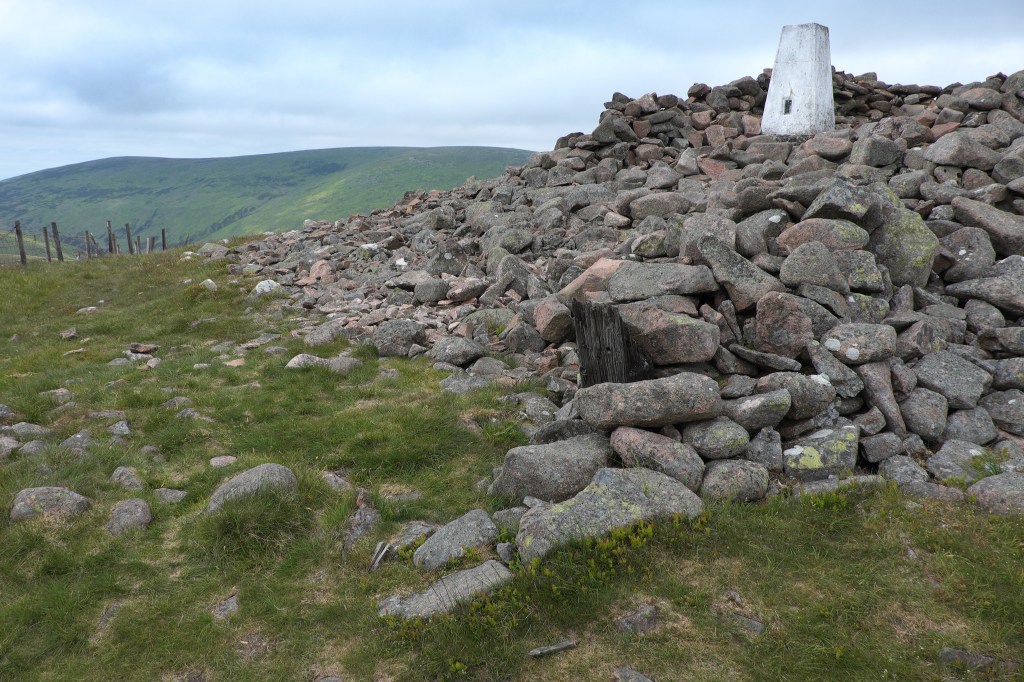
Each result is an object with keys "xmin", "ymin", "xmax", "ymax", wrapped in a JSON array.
[
  {"xmin": 0, "ymin": 146, "xmax": 532, "ymax": 249},
  {"xmin": 0, "ymin": 248, "xmax": 1021, "ymax": 681}
]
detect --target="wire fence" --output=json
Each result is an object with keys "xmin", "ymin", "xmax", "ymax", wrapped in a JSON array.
[{"xmin": 0, "ymin": 221, "xmax": 166, "ymax": 268}]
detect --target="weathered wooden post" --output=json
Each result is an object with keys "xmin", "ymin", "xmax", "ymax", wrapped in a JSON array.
[
  {"xmin": 43, "ymin": 227, "xmax": 52, "ymax": 261},
  {"xmin": 125, "ymin": 223, "xmax": 135, "ymax": 254},
  {"xmin": 161, "ymin": 228, "xmax": 166, "ymax": 251},
  {"xmin": 14, "ymin": 221, "xmax": 27, "ymax": 265},
  {"xmin": 571, "ymin": 298, "xmax": 653, "ymax": 388},
  {"xmin": 135, "ymin": 236, "xmax": 141, "ymax": 253},
  {"xmin": 85, "ymin": 231, "xmax": 93, "ymax": 258},
  {"xmin": 761, "ymin": 23, "xmax": 835, "ymax": 136},
  {"xmin": 51, "ymin": 222, "xmax": 64, "ymax": 262},
  {"xmin": 106, "ymin": 220, "xmax": 115, "ymax": 254},
  {"xmin": 146, "ymin": 236, "xmax": 156, "ymax": 253}
]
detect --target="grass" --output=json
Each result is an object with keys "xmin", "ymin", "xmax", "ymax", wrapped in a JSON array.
[
  {"xmin": 1, "ymin": 249, "xmax": 1022, "ymax": 681},
  {"xmin": 0, "ymin": 146, "xmax": 533, "ymax": 252}
]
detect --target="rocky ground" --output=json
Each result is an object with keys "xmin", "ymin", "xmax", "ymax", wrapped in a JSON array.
[{"xmin": 4, "ymin": 66, "xmax": 1024, "ymax": 680}]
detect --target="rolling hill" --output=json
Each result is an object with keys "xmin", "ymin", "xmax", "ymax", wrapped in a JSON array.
[{"xmin": 0, "ymin": 146, "xmax": 532, "ymax": 249}]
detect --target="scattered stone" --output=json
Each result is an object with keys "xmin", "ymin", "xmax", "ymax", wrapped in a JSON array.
[
  {"xmin": 210, "ymin": 455, "xmax": 237, "ymax": 468},
  {"xmin": 205, "ymin": 463, "xmax": 298, "ymax": 513},
  {"xmin": 105, "ymin": 499, "xmax": 152, "ymax": 535},
  {"xmin": 155, "ymin": 488, "xmax": 188, "ymax": 504},
  {"xmin": 10, "ymin": 487, "xmax": 91, "ymax": 521},
  {"xmin": 527, "ymin": 640, "xmax": 576, "ymax": 658},
  {"xmin": 111, "ymin": 466, "xmax": 145, "ymax": 491},
  {"xmin": 378, "ymin": 560, "xmax": 512, "ymax": 619},
  {"xmin": 413, "ymin": 509, "xmax": 497, "ymax": 571},
  {"xmin": 967, "ymin": 472, "xmax": 1024, "ymax": 515}
]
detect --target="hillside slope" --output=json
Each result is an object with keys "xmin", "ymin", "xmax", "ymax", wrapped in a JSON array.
[{"xmin": 0, "ymin": 146, "xmax": 532, "ymax": 248}]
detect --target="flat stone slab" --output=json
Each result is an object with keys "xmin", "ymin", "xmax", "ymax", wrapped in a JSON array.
[
  {"xmin": 412, "ymin": 509, "xmax": 497, "ymax": 571},
  {"xmin": 516, "ymin": 467, "xmax": 704, "ymax": 562},
  {"xmin": 575, "ymin": 372, "xmax": 722, "ymax": 429},
  {"xmin": 378, "ymin": 560, "xmax": 513, "ymax": 620}
]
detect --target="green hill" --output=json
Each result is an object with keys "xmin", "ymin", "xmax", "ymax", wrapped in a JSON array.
[{"xmin": 0, "ymin": 146, "xmax": 532, "ymax": 249}]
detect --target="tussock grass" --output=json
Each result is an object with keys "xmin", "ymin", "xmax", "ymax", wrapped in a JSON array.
[{"xmin": 1, "ymin": 252, "xmax": 1022, "ymax": 681}]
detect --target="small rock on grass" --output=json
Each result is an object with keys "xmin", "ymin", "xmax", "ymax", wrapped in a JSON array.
[
  {"xmin": 378, "ymin": 560, "xmax": 512, "ymax": 619},
  {"xmin": 205, "ymin": 463, "xmax": 298, "ymax": 513},
  {"xmin": 105, "ymin": 499, "xmax": 152, "ymax": 536},
  {"xmin": 10, "ymin": 487, "xmax": 91, "ymax": 521}
]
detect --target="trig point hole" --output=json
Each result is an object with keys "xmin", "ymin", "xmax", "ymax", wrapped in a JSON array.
[{"xmin": 761, "ymin": 23, "xmax": 835, "ymax": 136}]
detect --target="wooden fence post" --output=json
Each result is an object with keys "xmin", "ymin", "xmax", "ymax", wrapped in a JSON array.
[
  {"xmin": 146, "ymin": 236, "xmax": 156, "ymax": 253},
  {"xmin": 85, "ymin": 231, "xmax": 94, "ymax": 258},
  {"xmin": 106, "ymin": 220, "xmax": 115, "ymax": 254},
  {"xmin": 135, "ymin": 236, "xmax": 141, "ymax": 253},
  {"xmin": 51, "ymin": 222, "xmax": 63, "ymax": 262},
  {"xmin": 125, "ymin": 224, "xmax": 134, "ymax": 254},
  {"xmin": 43, "ymin": 227, "xmax": 52, "ymax": 262},
  {"xmin": 14, "ymin": 221, "xmax": 27, "ymax": 265},
  {"xmin": 161, "ymin": 228, "xmax": 166, "ymax": 250},
  {"xmin": 570, "ymin": 298, "xmax": 653, "ymax": 388}
]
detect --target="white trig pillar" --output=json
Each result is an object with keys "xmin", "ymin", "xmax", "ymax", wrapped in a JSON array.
[{"xmin": 761, "ymin": 23, "xmax": 835, "ymax": 136}]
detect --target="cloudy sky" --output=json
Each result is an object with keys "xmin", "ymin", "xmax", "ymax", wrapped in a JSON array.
[{"xmin": 1, "ymin": 0, "xmax": 1022, "ymax": 180}]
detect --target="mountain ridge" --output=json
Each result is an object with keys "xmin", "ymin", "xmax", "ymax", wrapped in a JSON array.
[{"xmin": 0, "ymin": 146, "xmax": 533, "ymax": 248}]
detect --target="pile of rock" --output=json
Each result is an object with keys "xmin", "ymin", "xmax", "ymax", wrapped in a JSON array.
[{"xmin": 207, "ymin": 67, "xmax": 1024, "ymax": 595}]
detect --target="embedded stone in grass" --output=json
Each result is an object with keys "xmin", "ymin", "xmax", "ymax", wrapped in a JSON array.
[
  {"xmin": 11, "ymin": 422, "xmax": 52, "ymax": 439},
  {"xmin": 285, "ymin": 353, "xmax": 361, "ymax": 375},
  {"xmin": 105, "ymin": 499, "xmax": 152, "ymax": 536},
  {"xmin": 1, "ymin": 435, "xmax": 18, "ymax": 461},
  {"xmin": 212, "ymin": 594, "xmax": 239, "ymax": 621},
  {"xmin": 205, "ymin": 463, "xmax": 298, "ymax": 513},
  {"xmin": 489, "ymin": 433, "xmax": 612, "ymax": 503},
  {"xmin": 925, "ymin": 440, "xmax": 990, "ymax": 483},
  {"xmin": 250, "ymin": 279, "xmax": 282, "ymax": 296},
  {"xmin": 155, "ymin": 488, "xmax": 187, "ymax": 504},
  {"xmin": 111, "ymin": 466, "xmax": 144, "ymax": 491},
  {"xmin": 10, "ymin": 487, "xmax": 91, "ymax": 521},
  {"xmin": 0, "ymin": 403, "xmax": 16, "ymax": 425},
  {"xmin": 439, "ymin": 373, "xmax": 492, "ymax": 395},
  {"xmin": 575, "ymin": 372, "xmax": 722, "ymax": 429},
  {"xmin": 614, "ymin": 669, "xmax": 655, "ymax": 682},
  {"xmin": 878, "ymin": 455, "xmax": 928, "ymax": 484},
  {"xmin": 782, "ymin": 425, "xmax": 860, "ymax": 481},
  {"xmin": 372, "ymin": 319, "xmax": 426, "ymax": 357},
  {"xmin": 210, "ymin": 455, "xmax": 237, "ymax": 468},
  {"xmin": 967, "ymin": 472, "xmax": 1024, "ymax": 515},
  {"xmin": 412, "ymin": 509, "xmax": 498, "ymax": 571},
  {"xmin": 378, "ymin": 560, "xmax": 513, "ymax": 619},
  {"xmin": 515, "ymin": 467, "xmax": 704, "ymax": 562}
]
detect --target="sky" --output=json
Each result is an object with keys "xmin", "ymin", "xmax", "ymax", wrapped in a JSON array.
[{"xmin": 1, "ymin": 0, "xmax": 1022, "ymax": 180}]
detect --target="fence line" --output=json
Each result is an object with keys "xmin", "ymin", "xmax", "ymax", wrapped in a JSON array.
[{"xmin": 0, "ymin": 220, "xmax": 169, "ymax": 267}]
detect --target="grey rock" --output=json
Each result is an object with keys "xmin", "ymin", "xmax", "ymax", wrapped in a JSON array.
[
  {"xmin": 250, "ymin": 279, "xmax": 282, "ymax": 296},
  {"xmin": 516, "ymin": 467, "xmax": 703, "ymax": 562},
  {"xmin": 780, "ymin": 241, "xmax": 849, "ymax": 293},
  {"xmin": 967, "ymin": 472, "xmax": 1024, "ymax": 515},
  {"xmin": 0, "ymin": 403, "xmax": 15, "ymax": 425},
  {"xmin": 926, "ymin": 440, "xmax": 990, "ymax": 482},
  {"xmin": 899, "ymin": 481, "xmax": 965, "ymax": 502},
  {"xmin": 700, "ymin": 459, "xmax": 769, "ymax": 503},
  {"xmin": 899, "ymin": 388, "xmax": 949, "ymax": 442},
  {"xmin": 372, "ymin": 319, "xmax": 426, "ymax": 357},
  {"xmin": 155, "ymin": 488, "xmax": 188, "ymax": 504},
  {"xmin": 879, "ymin": 455, "xmax": 929, "ymax": 484},
  {"xmin": 10, "ymin": 487, "xmax": 91, "ymax": 521},
  {"xmin": 724, "ymin": 390, "xmax": 792, "ymax": 432},
  {"xmin": 489, "ymin": 434, "xmax": 612, "ymax": 503},
  {"xmin": 529, "ymin": 419, "xmax": 599, "ymax": 445},
  {"xmin": 756, "ymin": 373, "xmax": 836, "ymax": 421},
  {"xmin": 614, "ymin": 604, "xmax": 659, "ymax": 634},
  {"xmin": 979, "ymin": 389, "xmax": 1024, "ymax": 436},
  {"xmin": 105, "ymin": 498, "xmax": 152, "ymax": 536},
  {"xmin": 943, "ymin": 408, "xmax": 998, "ymax": 445},
  {"xmin": 744, "ymin": 427, "xmax": 783, "ymax": 472},
  {"xmin": 391, "ymin": 521, "xmax": 439, "ymax": 552},
  {"xmin": 610, "ymin": 426, "xmax": 705, "ymax": 492},
  {"xmin": 575, "ymin": 372, "xmax": 722, "ymax": 429},
  {"xmin": 59, "ymin": 429, "xmax": 93, "ymax": 453},
  {"xmin": 860, "ymin": 432, "xmax": 904, "ymax": 463},
  {"xmin": 492, "ymin": 507, "xmax": 527, "ymax": 534},
  {"xmin": 951, "ymin": 196, "xmax": 1024, "ymax": 257},
  {"xmin": 212, "ymin": 594, "xmax": 239, "ymax": 621},
  {"xmin": 682, "ymin": 417, "xmax": 750, "ymax": 460},
  {"xmin": 16, "ymin": 440, "xmax": 47, "ymax": 456},
  {"xmin": 607, "ymin": 262, "xmax": 717, "ymax": 302},
  {"xmin": 696, "ymin": 235, "xmax": 786, "ymax": 312},
  {"xmin": 205, "ymin": 463, "xmax": 298, "ymax": 513},
  {"xmin": 429, "ymin": 336, "xmax": 486, "ymax": 366},
  {"xmin": 111, "ymin": 466, "xmax": 145, "ymax": 491},
  {"xmin": 915, "ymin": 351, "xmax": 991, "ymax": 409},
  {"xmin": 923, "ymin": 131, "xmax": 1001, "ymax": 170},
  {"xmin": 285, "ymin": 353, "xmax": 362, "ymax": 375},
  {"xmin": 413, "ymin": 509, "xmax": 498, "ymax": 571},
  {"xmin": 821, "ymin": 323, "xmax": 897, "ymax": 365},
  {"xmin": 855, "ymin": 362, "xmax": 907, "ymax": 436},
  {"xmin": 440, "ymin": 373, "xmax": 491, "ymax": 395},
  {"xmin": 378, "ymin": 560, "xmax": 513, "ymax": 619},
  {"xmin": 614, "ymin": 669, "xmax": 655, "ymax": 682},
  {"xmin": 867, "ymin": 197, "xmax": 939, "ymax": 287}
]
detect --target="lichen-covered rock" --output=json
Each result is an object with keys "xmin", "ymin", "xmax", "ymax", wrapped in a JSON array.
[
  {"xmin": 682, "ymin": 417, "xmax": 750, "ymax": 460},
  {"xmin": 783, "ymin": 426, "xmax": 860, "ymax": 481},
  {"xmin": 867, "ymin": 189, "xmax": 940, "ymax": 287},
  {"xmin": 378, "ymin": 560, "xmax": 513, "ymax": 619},
  {"xmin": 516, "ymin": 468, "xmax": 703, "ymax": 562},
  {"xmin": 925, "ymin": 440, "xmax": 990, "ymax": 483},
  {"xmin": 489, "ymin": 434, "xmax": 612, "ymax": 503},
  {"xmin": 821, "ymin": 323, "xmax": 897, "ymax": 365},
  {"xmin": 10, "ymin": 487, "xmax": 91, "ymax": 521},
  {"xmin": 105, "ymin": 499, "xmax": 152, "ymax": 536},
  {"xmin": 723, "ymin": 389, "xmax": 792, "ymax": 432},
  {"xmin": 699, "ymin": 460, "xmax": 769, "ymax": 503}
]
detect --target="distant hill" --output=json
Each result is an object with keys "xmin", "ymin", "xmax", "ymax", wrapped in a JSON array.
[{"xmin": 0, "ymin": 146, "xmax": 532, "ymax": 248}]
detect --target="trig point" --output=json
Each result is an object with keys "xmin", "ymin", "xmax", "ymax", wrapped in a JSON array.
[{"xmin": 761, "ymin": 23, "xmax": 835, "ymax": 136}]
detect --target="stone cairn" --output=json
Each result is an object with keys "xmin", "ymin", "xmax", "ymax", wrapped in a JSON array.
[{"xmin": 212, "ymin": 67, "xmax": 1024, "ymax": 616}]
